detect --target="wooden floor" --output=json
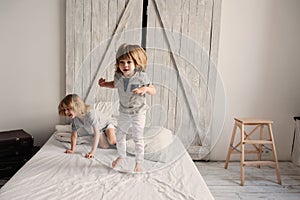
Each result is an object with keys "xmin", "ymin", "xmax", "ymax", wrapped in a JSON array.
[{"xmin": 195, "ymin": 161, "xmax": 300, "ymax": 200}]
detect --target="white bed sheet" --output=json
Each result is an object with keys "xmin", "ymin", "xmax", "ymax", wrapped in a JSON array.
[{"xmin": 0, "ymin": 134, "xmax": 214, "ymax": 200}]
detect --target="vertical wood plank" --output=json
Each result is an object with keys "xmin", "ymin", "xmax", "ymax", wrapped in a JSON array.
[
  {"xmin": 82, "ymin": 0, "xmax": 92, "ymax": 100},
  {"xmin": 168, "ymin": 0, "xmax": 180, "ymax": 132},
  {"xmin": 91, "ymin": 0, "xmax": 101, "ymax": 103},
  {"xmin": 145, "ymin": 0, "xmax": 155, "ymax": 127},
  {"xmin": 66, "ymin": 0, "xmax": 75, "ymax": 94},
  {"xmin": 74, "ymin": 0, "xmax": 84, "ymax": 97}
]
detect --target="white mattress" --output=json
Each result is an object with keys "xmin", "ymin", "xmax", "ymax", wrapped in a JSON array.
[{"xmin": 0, "ymin": 134, "xmax": 214, "ymax": 200}]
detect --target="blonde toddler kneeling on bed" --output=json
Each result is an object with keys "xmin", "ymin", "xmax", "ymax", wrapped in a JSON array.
[{"xmin": 58, "ymin": 94, "xmax": 116, "ymax": 158}]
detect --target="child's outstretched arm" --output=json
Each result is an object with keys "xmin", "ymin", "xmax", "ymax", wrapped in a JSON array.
[
  {"xmin": 65, "ymin": 131, "xmax": 78, "ymax": 154},
  {"xmin": 132, "ymin": 84, "xmax": 156, "ymax": 95},
  {"xmin": 98, "ymin": 78, "xmax": 114, "ymax": 88},
  {"xmin": 85, "ymin": 127, "xmax": 101, "ymax": 159}
]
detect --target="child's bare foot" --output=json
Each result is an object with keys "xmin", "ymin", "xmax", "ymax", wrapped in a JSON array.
[
  {"xmin": 112, "ymin": 157, "xmax": 123, "ymax": 168},
  {"xmin": 134, "ymin": 163, "xmax": 142, "ymax": 172}
]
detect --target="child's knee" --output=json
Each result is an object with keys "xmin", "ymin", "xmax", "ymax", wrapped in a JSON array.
[{"xmin": 108, "ymin": 137, "xmax": 116, "ymax": 145}]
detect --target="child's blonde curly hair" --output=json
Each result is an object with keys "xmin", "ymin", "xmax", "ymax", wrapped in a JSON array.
[{"xmin": 58, "ymin": 94, "xmax": 90, "ymax": 117}]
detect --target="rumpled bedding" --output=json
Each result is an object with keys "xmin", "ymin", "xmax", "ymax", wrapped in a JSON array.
[{"xmin": 0, "ymin": 133, "xmax": 214, "ymax": 200}]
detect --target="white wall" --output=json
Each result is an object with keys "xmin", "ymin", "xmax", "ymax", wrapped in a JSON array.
[
  {"xmin": 211, "ymin": 0, "xmax": 300, "ymax": 160},
  {"xmin": 0, "ymin": 0, "xmax": 65, "ymax": 146},
  {"xmin": 0, "ymin": 0, "xmax": 299, "ymax": 161}
]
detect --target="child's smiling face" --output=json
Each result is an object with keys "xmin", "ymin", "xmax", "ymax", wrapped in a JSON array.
[{"xmin": 119, "ymin": 59, "xmax": 136, "ymax": 77}]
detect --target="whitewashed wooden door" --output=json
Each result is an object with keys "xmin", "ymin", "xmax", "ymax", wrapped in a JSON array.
[
  {"xmin": 66, "ymin": 0, "xmax": 221, "ymax": 160},
  {"xmin": 145, "ymin": 0, "xmax": 221, "ymax": 159}
]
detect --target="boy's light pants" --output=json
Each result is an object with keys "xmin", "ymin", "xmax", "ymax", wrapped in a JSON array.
[{"xmin": 116, "ymin": 112, "xmax": 146, "ymax": 163}]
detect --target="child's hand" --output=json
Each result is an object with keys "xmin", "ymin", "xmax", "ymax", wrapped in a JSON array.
[
  {"xmin": 85, "ymin": 152, "xmax": 94, "ymax": 159},
  {"xmin": 65, "ymin": 149, "xmax": 74, "ymax": 154},
  {"xmin": 98, "ymin": 78, "xmax": 106, "ymax": 87},
  {"xmin": 132, "ymin": 87, "xmax": 147, "ymax": 95}
]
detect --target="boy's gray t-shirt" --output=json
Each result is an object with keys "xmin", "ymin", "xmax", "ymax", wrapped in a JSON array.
[
  {"xmin": 71, "ymin": 109, "xmax": 109, "ymax": 135},
  {"xmin": 114, "ymin": 71, "xmax": 151, "ymax": 114}
]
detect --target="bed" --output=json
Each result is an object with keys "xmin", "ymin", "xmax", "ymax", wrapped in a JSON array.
[{"xmin": 0, "ymin": 124, "xmax": 214, "ymax": 200}]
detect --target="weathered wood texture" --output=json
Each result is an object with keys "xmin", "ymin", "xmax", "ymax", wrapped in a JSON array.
[
  {"xmin": 196, "ymin": 161, "xmax": 300, "ymax": 200},
  {"xmin": 66, "ymin": 0, "xmax": 143, "ymax": 104},
  {"xmin": 66, "ymin": 0, "xmax": 221, "ymax": 159},
  {"xmin": 146, "ymin": 0, "xmax": 221, "ymax": 159}
]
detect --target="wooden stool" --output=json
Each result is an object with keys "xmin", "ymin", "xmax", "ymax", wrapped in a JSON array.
[{"xmin": 224, "ymin": 118, "xmax": 282, "ymax": 186}]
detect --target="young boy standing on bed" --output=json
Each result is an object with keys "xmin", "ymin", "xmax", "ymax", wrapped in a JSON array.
[
  {"xmin": 58, "ymin": 94, "xmax": 116, "ymax": 158},
  {"xmin": 98, "ymin": 43, "xmax": 156, "ymax": 172}
]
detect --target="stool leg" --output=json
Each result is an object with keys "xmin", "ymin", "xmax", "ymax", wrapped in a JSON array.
[
  {"xmin": 224, "ymin": 122, "xmax": 238, "ymax": 169},
  {"xmin": 240, "ymin": 124, "xmax": 245, "ymax": 186},
  {"xmin": 258, "ymin": 125, "xmax": 264, "ymax": 168},
  {"xmin": 267, "ymin": 124, "xmax": 282, "ymax": 185}
]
